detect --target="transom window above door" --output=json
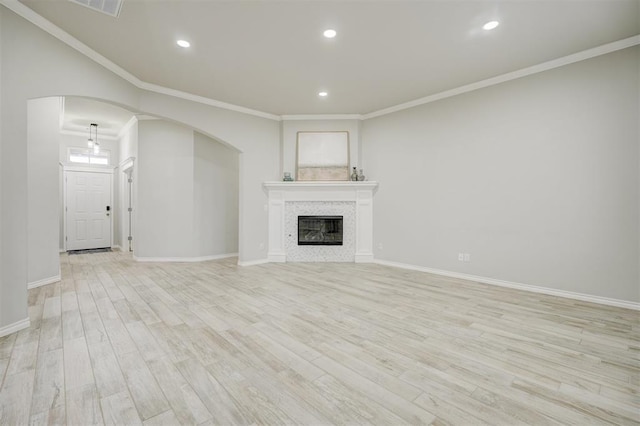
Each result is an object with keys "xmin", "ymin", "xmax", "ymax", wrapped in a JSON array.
[{"xmin": 68, "ymin": 147, "xmax": 110, "ymax": 165}]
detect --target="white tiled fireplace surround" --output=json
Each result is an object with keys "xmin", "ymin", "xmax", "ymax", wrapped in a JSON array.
[{"xmin": 263, "ymin": 181, "xmax": 378, "ymax": 263}]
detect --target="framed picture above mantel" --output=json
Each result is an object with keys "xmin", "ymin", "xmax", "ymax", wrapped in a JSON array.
[{"xmin": 296, "ymin": 131, "xmax": 349, "ymax": 181}]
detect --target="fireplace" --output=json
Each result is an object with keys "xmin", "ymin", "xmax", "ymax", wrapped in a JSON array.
[
  {"xmin": 263, "ymin": 181, "xmax": 378, "ymax": 263},
  {"xmin": 298, "ymin": 215, "xmax": 343, "ymax": 246}
]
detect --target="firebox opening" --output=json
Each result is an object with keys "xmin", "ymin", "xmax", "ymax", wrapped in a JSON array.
[{"xmin": 298, "ymin": 216, "xmax": 343, "ymax": 246}]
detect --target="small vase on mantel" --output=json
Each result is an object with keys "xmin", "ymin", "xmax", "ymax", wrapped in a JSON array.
[
  {"xmin": 357, "ymin": 169, "xmax": 365, "ymax": 181},
  {"xmin": 350, "ymin": 167, "xmax": 358, "ymax": 181}
]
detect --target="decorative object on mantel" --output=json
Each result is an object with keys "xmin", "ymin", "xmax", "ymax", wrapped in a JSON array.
[
  {"xmin": 297, "ymin": 131, "xmax": 350, "ymax": 181},
  {"xmin": 283, "ymin": 172, "xmax": 294, "ymax": 182},
  {"xmin": 350, "ymin": 167, "xmax": 366, "ymax": 181}
]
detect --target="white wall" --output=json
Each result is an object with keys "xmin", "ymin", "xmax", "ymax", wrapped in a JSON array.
[
  {"xmin": 281, "ymin": 119, "xmax": 361, "ymax": 179},
  {"xmin": 363, "ymin": 46, "xmax": 640, "ymax": 303},
  {"xmin": 137, "ymin": 120, "xmax": 195, "ymax": 258},
  {"xmin": 194, "ymin": 132, "xmax": 239, "ymax": 256},
  {"xmin": 27, "ymin": 97, "xmax": 61, "ymax": 286}
]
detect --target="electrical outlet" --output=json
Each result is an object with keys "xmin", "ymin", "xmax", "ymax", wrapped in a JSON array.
[
  {"xmin": 464, "ymin": 253, "xmax": 471, "ymax": 262},
  {"xmin": 378, "ymin": 243, "xmax": 383, "ymax": 250},
  {"xmin": 259, "ymin": 242, "xmax": 265, "ymax": 250},
  {"xmin": 458, "ymin": 253, "xmax": 464, "ymax": 261}
]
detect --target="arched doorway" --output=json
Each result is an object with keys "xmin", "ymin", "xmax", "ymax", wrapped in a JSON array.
[{"xmin": 27, "ymin": 96, "xmax": 242, "ymax": 289}]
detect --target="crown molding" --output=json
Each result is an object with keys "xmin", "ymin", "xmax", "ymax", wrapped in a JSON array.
[
  {"xmin": 280, "ymin": 114, "xmax": 364, "ymax": 121},
  {"xmin": 3, "ymin": 0, "xmax": 638, "ymax": 123},
  {"xmin": 137, "ymin": 81, "xmax": 280, "ymax": 121},
  {"xmin": 1, "ymin": 0, "xmax": 142, "ymax": 84},
  {"xmin": 0, "ymin": 0, "xmax": 280, "ymax": 122},
  {"xmin": 362, "ymin": 35, "xmax": 640, "ymax": 120}
]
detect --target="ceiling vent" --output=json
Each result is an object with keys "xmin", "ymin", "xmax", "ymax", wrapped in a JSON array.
[{"xmin": 69, "ymin": 0, "xmax": 123, "ymax": 18}]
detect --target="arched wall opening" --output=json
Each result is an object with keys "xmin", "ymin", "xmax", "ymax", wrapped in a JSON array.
[
  {"xmin": 1, "ymin": 6, "xmax": 280, "ymax": 334},
  {"xmin": 27, "ymin": 96, "xmax": 242, "ymax": 289}
]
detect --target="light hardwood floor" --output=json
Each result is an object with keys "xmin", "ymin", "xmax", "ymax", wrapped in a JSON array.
[{"xmin": 0, "ymin": 251, "xmax": 638, "ymax": 425}]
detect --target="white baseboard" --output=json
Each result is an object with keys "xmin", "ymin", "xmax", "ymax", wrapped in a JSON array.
[
  {"xmin": 133, "ymin": 253, "xmax": 238, "ymax": 263},
  {"xmin": 375, "ymin": 259, "xmax": 640, "ymax": 311},
  {"xmin": 0, "ymin": 317, "xmax": 30, "ymax": 338},
  {"xmin": 111, "ymin": 245, "xmax": 121, "ymax": 251},
  {"xmin": 237, "ymin": 258, "xmax": 269, "ymax": 267},
  {"xmin": 27, "ymin": 274, "xmax": 61, "ymax": 290},
  {"xmin": 267, "ymin": 253, "xmax": 286, "ymax": 263},
  {"xmin": 354, "ymin": 253, "xmax": 375, "ymax": 263}
]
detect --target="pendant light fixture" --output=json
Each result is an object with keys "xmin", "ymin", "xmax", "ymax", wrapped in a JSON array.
[
  {"xmin": 87, "ymin": 124, "xmax": 94, "ymax": 148},
  {"xmin": 87, "ymin": 123, "xmax": 100, "ymax": 154}
]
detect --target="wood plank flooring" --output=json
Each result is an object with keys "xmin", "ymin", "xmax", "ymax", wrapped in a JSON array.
[{"xmin": 0, "ymin": 250, "xmax": 638, "ymax": 425}]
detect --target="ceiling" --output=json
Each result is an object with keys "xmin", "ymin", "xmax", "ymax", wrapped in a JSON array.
[
  {"xmin": 61, "ymin": 97, "xmax": 135, "ymax": 137},
  {"xmin": 18, "ymin": 0, "xmax": 640, "ymax": 116}
]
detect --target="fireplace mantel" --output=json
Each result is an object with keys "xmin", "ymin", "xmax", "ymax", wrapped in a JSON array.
[
  {"xmin": 263, "ymin": 181, "xmax": 378, "ymax": 262},
  {"xmin": 263, "ymin": 181, "xmax": 378, "ymax": 191}
]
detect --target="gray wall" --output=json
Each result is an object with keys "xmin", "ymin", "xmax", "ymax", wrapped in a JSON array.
[
  {"xmin": 0, "ymin": 7, "xmax": 279, "ymax": 333},
  {"xmin": 363, "ymin": 46, "xmax": 639, "ymax": 302},
  {"xmin": 137, "ymin": 120, "xmax": 196, "ymax": 258},
  {"xmin": 1, "ymin": 7, "xmax": 139, "ymax": 331},
  {"xmin": 27, "ymin": 98, "xmax": 61, "ymax": 285},
  {"xmin": 136, "ymin": 121, "xmax": 240, "ymax": 259},
  {"xmin": 137, "ymin": 92, "xmax": 280, "ymax": 264},
  {"xmin": 194, "ymin": 132, "xmax": 239, "ymax": 256},
  {"xmin": 0, "ymin": 6, "xmax": 3, "ymax": 323},
  {"xmin": 1, "ymin": 3, "xmax": 637, "ymax": 336},
  {"xmin": 281, "ymin": 119, "xmax": 362, "ymax": 179}
]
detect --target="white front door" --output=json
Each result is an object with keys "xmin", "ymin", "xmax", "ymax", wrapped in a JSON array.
[{"xmin": 66, "ymin": 170, "xmax": 112, "ymax": 250}]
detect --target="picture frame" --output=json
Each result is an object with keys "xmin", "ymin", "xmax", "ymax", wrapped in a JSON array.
[{"xmin": 296, "ymin": 131, "xmax": 350, "ymax": 181}]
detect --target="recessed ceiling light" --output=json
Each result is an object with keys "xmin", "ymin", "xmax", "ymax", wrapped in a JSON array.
[
  {"xmin": 323, "ymin": 29, "xmax": 337, "ymax": 39},
  {"xmin": 483, "ymin": 21, "xmax": 500, "ymax": 30},
  {"xmin": 318, "ymin": 91, "xmax": 328, "ymax": 97},
  {"xmin": 176, "ymin": 39, "xmax": 191, "ymax": 48}
]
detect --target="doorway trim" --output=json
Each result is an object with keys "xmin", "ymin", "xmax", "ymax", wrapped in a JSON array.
[{"xmin": 119, "ymin": 156, "xmax": 135, "ymax": 253}]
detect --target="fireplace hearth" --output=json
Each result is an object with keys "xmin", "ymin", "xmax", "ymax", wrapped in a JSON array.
[{"xmin": 298, "ymin": 216, "xmax": 343, "ymax": 246}]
